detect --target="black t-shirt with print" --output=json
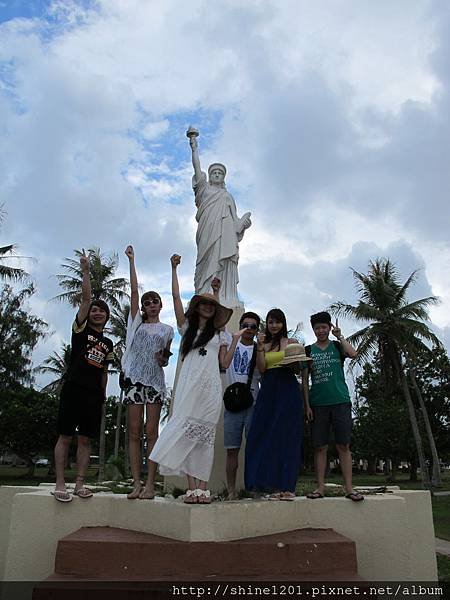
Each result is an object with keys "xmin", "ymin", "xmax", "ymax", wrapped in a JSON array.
[{"xmin": 66, "ymin": 318, "xmax": 114, "ymax": 393}]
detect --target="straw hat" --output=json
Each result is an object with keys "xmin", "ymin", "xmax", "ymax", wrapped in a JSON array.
[
  {"xmin": 277, "ymin": 343, "xmax": 312, "ymax": 374},
  {"xmin": 186, "ymin": 293, "xmax": 233, "ymax": 329}
]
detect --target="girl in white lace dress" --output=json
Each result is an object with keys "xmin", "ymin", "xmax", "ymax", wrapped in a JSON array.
[
  {"xmin": 149, "ymin": 254, "xmax": 232, "ymax": 504},
  {"xmin": 122, "ymin": 246, "xmax": 174, "ymax": 500}
]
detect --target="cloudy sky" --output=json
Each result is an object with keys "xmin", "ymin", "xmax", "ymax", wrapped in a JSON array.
[{"xmin": 1, "ymin": 0, "xmax": 449, "ymax": 391}]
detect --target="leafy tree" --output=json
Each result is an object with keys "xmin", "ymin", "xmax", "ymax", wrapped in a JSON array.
[
  {"xmin": 330, "ymin": 259, "xmax": 441, "ymax": 488},
  {"xmin": 53, "ymin": 247, "xmax": 129, "ymax": 311},
  {"xmin": 353, "ymin": 358, "xmax": 416, "ymax": 479},
  {"xmin": 0, "ymin": 386, "xmax": 58, "ymax": 476},
  {"xmin": 409, "ymin": 347, "xmax": 450, "ymax": 467},
  {"xmin": 36, "ymin": 343, "xmax": 71, "ymax": 395},
  {"xmin": 0, "ymin": 284, "xmax": 48, "ymax": 390}
]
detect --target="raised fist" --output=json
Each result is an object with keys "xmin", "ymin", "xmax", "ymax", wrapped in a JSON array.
[
  {"xmin": 171, "ymin": 254, "xmax": 181, "ymax": 269},
  {"xmin": 125, "ymin": 245, "xmax": 134, "ymax": 260},
  {"xmin": 211, "ymin": 277, "xmax": 221, "ymax": 294}
]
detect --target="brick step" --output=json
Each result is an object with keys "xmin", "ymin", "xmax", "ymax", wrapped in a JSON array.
[
  {"xmin": 53, "ymin": 527, "xmax": 359, "ymax": 580},
  {"xmin": 34, "ymin": 578, "xmax": 366, "ymax": 600}
]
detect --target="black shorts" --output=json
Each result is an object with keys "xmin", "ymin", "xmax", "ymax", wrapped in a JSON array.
[
  {"xmin": 311, "ymin": 403, "xmax": 352, "ymax": 447},
  {"xmin": 57, "ymin": 381, "xmax": 104, "ymax": 439}
]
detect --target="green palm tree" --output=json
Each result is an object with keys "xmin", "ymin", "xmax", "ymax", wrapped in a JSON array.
[
  {"xmin": 0, "ymin": 207, "xmax": 28, "ymax": 281},
  {"xmin": 36, "ymin": 343, "xmax": 72, "ymax": 395},
  {"xmin": 330, "ymin": 258, "xmax": 441, "ymax": 489},
  {"xmin": 108, "ymin": 302, "xmax": 130, "ymax": 477},
  {"xmin": 52, "ymin": 247, "xmax": 129, "ymax": 310}
]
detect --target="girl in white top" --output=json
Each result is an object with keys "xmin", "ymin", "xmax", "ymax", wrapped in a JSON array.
[
  {"xmin": 122, "ymin": 246, "xmax": 174, "ymax": 500},
  {"xmin": 149, "ymin": 254, "xmax": 232, "ymax": 504}
]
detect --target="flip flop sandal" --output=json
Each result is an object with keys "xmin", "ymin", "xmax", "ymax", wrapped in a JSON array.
[
  {"xmin": 139, "ymin": 488, "xmax": 155, "ymax": 500},
  {"xmin": 346, "ymin": 492, "xmax": 364, "ymax": 502},
  {"xmin": 127, "ymin": 485, "xmax": 143, "ymax": 499},
  {"xmin": 267, "ymin": 493, "xmax": 282, "ymax": 501},
  {"xmin": 306, "ymin": 491, "xmax": 324, "ymax": 499},
  {"xmin": 51, "ymin": 490, "xmax": 72, "ymax": 503},
  {"xmin": 280, "ymin": 492, "xmax": 296, "ymax": 501},
  {"xmin": 73, "ymin": 487, "xmax": 94, "ymax": 499}
]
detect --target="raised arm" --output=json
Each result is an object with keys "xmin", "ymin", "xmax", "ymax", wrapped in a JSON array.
[
  {"xmin": 331, "ymin": 319, "xmax": 358, "ymax": 359},
  {"xmin": 256, "ymin": 332, "xmax": 266, "ymax": 374},
  {"xmin": 125, "ymin": 245, "xmax": 139, "ymax": 320},
  {"xmin": 76, "ymin": 249, "xmax": 91, "ymax": 324},
  {"xmin": 211, "ymin": 277, "xmax": 221, "ymax": 300},
  {"xmin": 171, "ymin": 254, "xmax": 185, "ymax": 328},
  {"xmin": 220, "ymin": 328, "xmax": 248, "ymax": 369},
  {"xmin": 190, "ymin": 136, "xmax": 202, "ymax": 183}
]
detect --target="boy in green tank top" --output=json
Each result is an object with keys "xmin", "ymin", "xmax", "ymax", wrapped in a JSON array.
[{"xmin": 305, "ymin": 312, "xmax": 364, "ymax": 502}]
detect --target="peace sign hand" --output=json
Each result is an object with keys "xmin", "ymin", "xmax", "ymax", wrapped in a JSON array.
[
  {"xmin": 331, "ymin": 318, "xmax": 342, "ymax": 339},
  {"xmin": 80, "ymin": 249, "xmax": 89, "ymax": 272}
]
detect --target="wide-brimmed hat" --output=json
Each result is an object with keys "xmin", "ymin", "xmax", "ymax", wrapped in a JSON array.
[
  {"xmin": 277, "ymin": 343, "xmax": 312, "ymax": 374},
  {"xmin": 186, "ymin": 293, "xmax": 233, "ymax": 329}
]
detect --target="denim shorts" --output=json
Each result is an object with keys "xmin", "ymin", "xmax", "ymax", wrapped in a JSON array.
[
  {"xmin": 311, "ymin": 403, "xmax": 352, "ymax": 447},
  {"xmin": 224, "ymin": 405, "xmax": 254, "ymax": 449}
]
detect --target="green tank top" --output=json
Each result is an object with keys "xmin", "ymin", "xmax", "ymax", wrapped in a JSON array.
[
  {"xmin": 265, "ymin": 350, "xmax": 284, "ymax": 370},
  {"xmin": 309, "ymin": 342, "xmax": 350, "ymax": 406}
]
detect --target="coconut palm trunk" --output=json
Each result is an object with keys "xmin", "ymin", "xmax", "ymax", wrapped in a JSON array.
[
  {"xmin": 408, "ymin": 368, "xmax": 442, "ymax": 487},
  {"xmin": 112, "ymin": 391, "xmax": 124, "ymax": 480},
  {"xmin": 394, "ymin": 355, "xmax": 430, "ymax": 489},
  {"xmin": 113, "ymin": 390, "xmax": 124, "ymax": 460},
  {"xmin": 98, "ymin": 404, "xmax": 106, "ymax": 482}
]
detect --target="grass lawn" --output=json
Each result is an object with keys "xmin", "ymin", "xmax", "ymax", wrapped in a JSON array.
[
  {"xmin": 432, "ymin": 496, "xmax": 450, "ymax": 541},
  {"xmin": 437, "ymin": 554, "xmax": 450, "ymax": 582},
  {"xmin": 2, "ymin": 465, "xmax": 449, "ymax": 490},
  {"xmin": 0, "ymin": 464, "xmax": 99, "ymax": 486},
  {"xmin": 296, "ymin": 471, "xmax": 450, "ymax": 493}
]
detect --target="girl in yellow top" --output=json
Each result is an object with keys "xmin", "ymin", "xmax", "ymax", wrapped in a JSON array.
[{"xmin": 245, "ymin": 308, "xmax": 310, "ymax": 499}]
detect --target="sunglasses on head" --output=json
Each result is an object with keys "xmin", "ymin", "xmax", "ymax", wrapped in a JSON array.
[
  {"xmin": 143, "ymin": 298, "xmax": 160, "ymax": 307},
  {"xmin": 241, "ymin": 322, "xmax": 258, "ymax": 330}
]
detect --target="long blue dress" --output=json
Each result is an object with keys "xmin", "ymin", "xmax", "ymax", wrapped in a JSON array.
[{"xmin": 244, "ymin": 351, "xmax": 304, "ymax": 493}]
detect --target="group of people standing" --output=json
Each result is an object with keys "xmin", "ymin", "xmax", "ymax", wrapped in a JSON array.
[{"xmin": 52, "ymin": 247, "xmax": 364, "ymax": 504}]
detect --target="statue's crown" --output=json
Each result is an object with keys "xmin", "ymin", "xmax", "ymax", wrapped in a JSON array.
[{"xmin": 208, "ymin": 163, "xmax": 226, "ymax": 177}]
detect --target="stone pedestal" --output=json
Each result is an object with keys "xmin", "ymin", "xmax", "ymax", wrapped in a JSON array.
[
  {"xmin": 164, "ymin": 305, "xmax": 245, "ymax": 494},
  {"xmin": 0, "ymin": 485, "xmax": 439, "ymax": 582}
]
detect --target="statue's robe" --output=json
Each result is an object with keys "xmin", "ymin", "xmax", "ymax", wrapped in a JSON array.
[{"xmin": 193, "ymin": 172, "xmax": 242, "ymax": 307}]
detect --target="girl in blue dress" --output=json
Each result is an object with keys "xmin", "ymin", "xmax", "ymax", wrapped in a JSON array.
[{"xmin": 245, "ymin": 308, "xmax": 311, "ymax": 500}]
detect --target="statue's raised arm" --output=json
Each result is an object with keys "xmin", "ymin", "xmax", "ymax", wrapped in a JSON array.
[
  {"xmin": 186, "ymin": 126, "xmax": 251, "ymax": 308},
  {"xmin": 186, "ymin": 126, "xmax": 202, "ymax": 185}
]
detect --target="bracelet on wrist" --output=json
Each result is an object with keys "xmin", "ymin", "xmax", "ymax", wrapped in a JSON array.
[{"xmin": 338, "ymin": 335, "xmax": 345, "ymax": 341}]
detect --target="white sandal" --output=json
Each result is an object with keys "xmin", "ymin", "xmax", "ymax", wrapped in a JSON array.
[
  {"xmin": 183, "ymin": 489, "xmax": 198, "ymax": 504},
  {"xmin": 197, "ymin": 489, "xmax": 212, "ymax": 504}
]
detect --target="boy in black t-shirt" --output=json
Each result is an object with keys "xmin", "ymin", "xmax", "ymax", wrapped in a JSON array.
[{"xmin": 52, "ymin": 250, "xmax": 114, "ymax": 502}]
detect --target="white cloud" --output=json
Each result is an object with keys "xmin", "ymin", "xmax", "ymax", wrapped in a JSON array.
[{"xmin": 0, "ymin": 0, "xmax": 449, "ymax": 390}]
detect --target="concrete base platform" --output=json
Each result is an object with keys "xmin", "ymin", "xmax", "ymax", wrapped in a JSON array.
[{"xmin": 0, "ymin": 485, "xmax": 437, "ymax": 582}]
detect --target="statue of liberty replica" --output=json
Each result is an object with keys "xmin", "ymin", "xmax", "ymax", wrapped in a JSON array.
[{"xmin": 187, "ymin": 127, "xmax": 252, "ymax": 308}]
